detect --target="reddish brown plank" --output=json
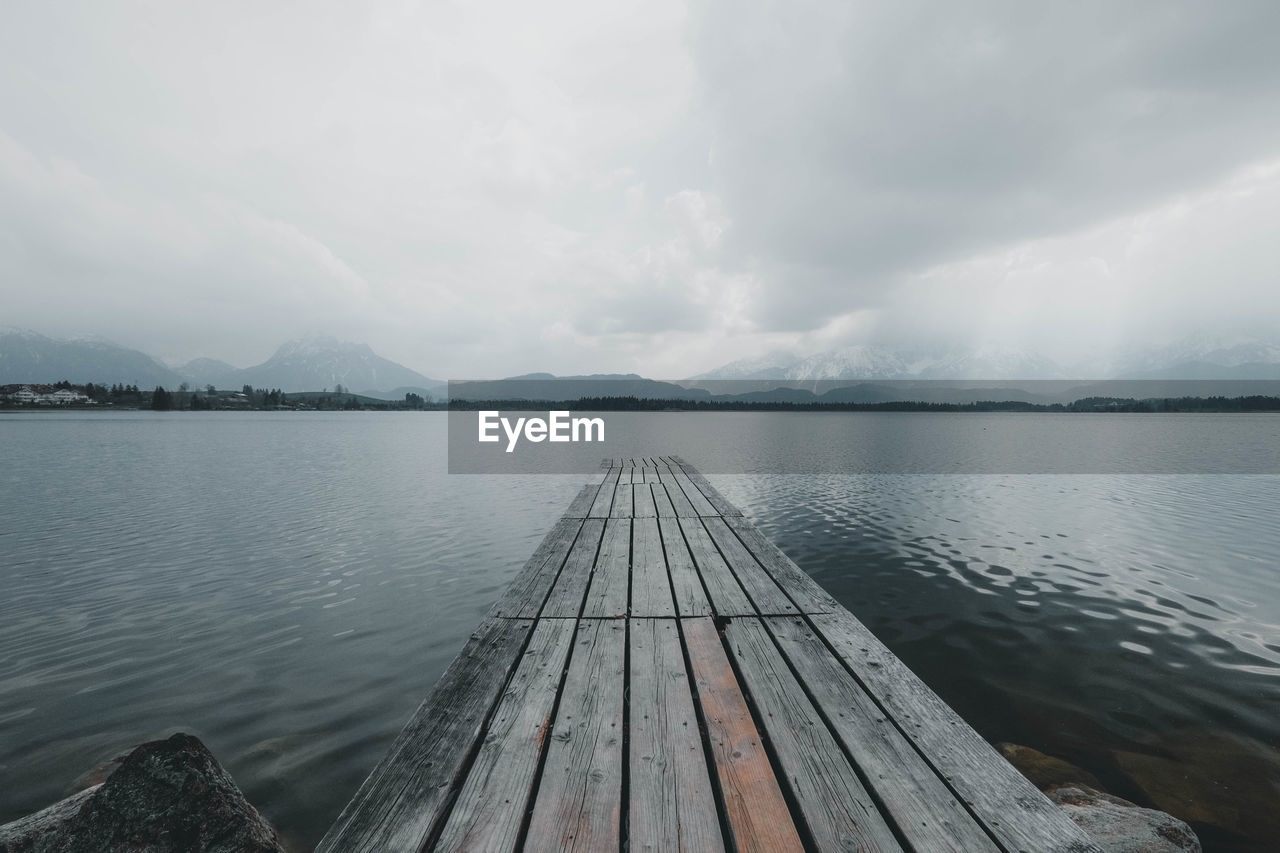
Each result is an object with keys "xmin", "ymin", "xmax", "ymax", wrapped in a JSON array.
[{"xmin": 683, "ymin": 617, "xmax": 803, "ymax": 853}]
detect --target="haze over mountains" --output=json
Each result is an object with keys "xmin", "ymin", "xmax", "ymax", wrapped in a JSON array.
[
  {"xmin": 4, "ymin": 328, "xmax": 1280, "ymax": 399},
  {"xmin": 696, "ymin": 337, "xmax": 1280, "ymax": 381},
  {"xmin": 0, "ymin": 330, "xmax": 441, "ymax": 397}
]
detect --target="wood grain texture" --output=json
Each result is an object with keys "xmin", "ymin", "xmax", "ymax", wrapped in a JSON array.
[
  {"xmin": 540, "ymin": 519, "xmax": 606, "ymax": 618},
  {"xmin": 661, "ymin": 467, "xmax": 717, "ymax": 516},
  {"xmin": 724, "ymin": 618, "xmax": 903, "ymax": 852},
  {"xmin": 702, "ymin": 517, "xmax": 798, "ymax": 615},
  {"xmin": 315, "ymin": 618, "xmax": 534, "ymax": 853},
  {"xmin": 682, "ymin": 617, "xmax": 803, "ymax": 853},
  {"xmin": 652, "ymin": 483, "xmax": 677, "ymax": 518},
  {"xmin": 589, "ymin": 468, "xmax": 620, "ymax": 518},
  {"xmin": 610, "ymin": 477, "xmax": 634, "ymax": 518},
  {"xmin": 661, "ymin": 480, "xmax": 698, "ymax": 518},
  {"xmin": 670, "ymin": 456, "xmax": 742, "ymax": 517},
  {"xmin": 433, "ymin": 618, "xmax": 577, "ymax": 852},
  {"xmin": 629, "ymin": 619, "xmax": 725, "ymax": 852},
  {"xmin": 763, "ymin": 616, "xmax": 998, "ymax": 852},
  {"xmin": 487, "ymin": 517, "xmax": 584, "ymax": 619},
  {"xmin": 678, "ymin": 517, "xmax": 756, "ymax": 616},
  {"xmin": 631, "ymin": 517, "xmax": 676, "ymax": 618},
  {"xmin": 642, "ymin": 467, "xmax": 660, "ymax": 483},
  {"xmin": 658, "ymin": 517, "xmax": 713, "ymax": 617},
  {"xmin": 812, "ymin": 609, "xmax": 1105, "ymax": 853},
  {"xmin": 524, "ymin": 620, "xmax": 626, "ymax": 852},
  {"xmin": 563, "ymin": 484, "xmax": 600, "ymax": 519},
  {"xmin": 723, "ymin": 515, "xmax": 838, "ymax": 614},
  {"xmin": 581, "ymin": 518, "xmax": 630, "ymax": 618},
  {"xmin": 633, "ymin": 483, "xmax": 658, "ymax": 518}
]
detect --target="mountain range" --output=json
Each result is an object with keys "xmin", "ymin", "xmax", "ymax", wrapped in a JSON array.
[
  {"xmin": 4, "ymin": 328, "xmax": 1280, "ymax": 397},
  {"xmin": 0, "ymin": 329, "xmax": 442, "ymax": 397},
  {"xmin": 694, "ymin": 336, "xmax": 1280, "ymax": 381}
]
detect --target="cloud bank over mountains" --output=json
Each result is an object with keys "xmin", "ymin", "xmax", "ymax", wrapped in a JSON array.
[
  {"xmin": 6, "ymin": 328, "xmax": 1280, "ymax": 392},
  {"xmin": 3, "ymin": 2, "xmax": 1280, "ymax": 377}
]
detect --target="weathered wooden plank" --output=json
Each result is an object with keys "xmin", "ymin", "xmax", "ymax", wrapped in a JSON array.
[
  {"xmin": 682, "ymin": 617, "xmax": 803, "ymax": 853},
  {"xmin": 724, "ymin": 618, "xmax": 903, "ymax": 852},
  {"xmin": 541, "ymin": 519, "xmax": 606, "ymax": 618},
  {"xmin": 564, "ymin": 484, "xmax": 600, "ymax": 519},
  {"xmin": 488, "ymin": 517, "xmax": 584, "ymax": 619},
  {"xmin": 652, "ymin": 483, "xmax": 677, "ymax": 519},
  {"xmin": 812, "ymin": 610, "xmax": 1105, "ymax": 853},
  {"xmin": 723, "ymin": 516, "xmax": 837, "ymax": 614},
  {"xmin": 631, "ymin": 517, "xmax": 676, "ymax": 618},
  {"xmin": 661, "ymin": 480, "xmax": 698, "ymax": 518},
  {"xmin": 315, "ymin": 618, "xmax": 534, "ymax": 853},
  {"xmin": 581, "ymin": 518, "xmax": 630, "ymax": 618},
  {"xmin": 610, "ymin": 477, "xmax": 634, "ymax": 518},
  {"xmin": 525, "ymin": 620, "xmax": 625, "ymax": 852},
  {"xmin": 629, "ymin": 619, "xmax": 725, "ymax": 852},
  {"xmin": 661, "ymin": 467, "xmax": 717, "ymax": 516},
  {"xmin": 763, "ymin": 616, "xmax": 998, "ymax": 852},
  {"xmin": 678, "ymin": 517, "xmax": 755, "ymax": 616},
  {"xmin": 658, "ymin": 518, "xmax": 713, "ymax": 617},
  {"xmin": 433, "ymin": 618, "xmax": 577, "ymax": 852},
  {"xmin": 670, "ymin": 457, "xmax": 742, "ymax": 517},
  {"xmin": 702, "ymin": 517, "xmax": 797, "ymax": 615},
  {"xmin": 633, "ymin": 483, "xmax": 658, "ymax": 518},
  {"xmin": 642, "ymin": 467, "xmax": 660, "ymax": 483},
  {"xmin": 676, "ymin": 472, "xmax": 720, "ymax": 517},
  {"xmin": 589, "ymin": 468, "xmax": 620, "ymax": 518}
]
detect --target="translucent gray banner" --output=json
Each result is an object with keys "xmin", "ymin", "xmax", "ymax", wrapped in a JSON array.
[{"xmin": 445, "ymin": 380, "xmax": 1280, "ymax": 474}]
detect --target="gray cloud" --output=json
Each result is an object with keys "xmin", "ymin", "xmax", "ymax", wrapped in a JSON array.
[
  {"xmin": 691, "ymin": 0, "xmax": 1280, "ymax": 328},
  {"xmin": 2, "ymin": 1, "xmax": 1279, "ymax": 376}
]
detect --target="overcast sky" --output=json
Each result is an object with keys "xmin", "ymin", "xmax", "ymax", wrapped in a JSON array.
[{"xmin": 4, "ymin": 1, "xmax": 1280, "ymax": 377}]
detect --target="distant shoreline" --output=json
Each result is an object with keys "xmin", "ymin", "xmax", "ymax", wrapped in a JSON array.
[{"xmin": 5, "ymin": 394, "xmax": 1280, "ymax": 413}]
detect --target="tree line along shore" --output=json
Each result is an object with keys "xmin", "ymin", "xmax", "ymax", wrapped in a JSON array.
[{"xmin": 5, "ymin": 382, "xmax": 1280, "ymax": 412}]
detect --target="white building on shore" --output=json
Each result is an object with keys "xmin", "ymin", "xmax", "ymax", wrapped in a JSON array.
[{"xmin": 1, "ymin": 385, "xmax": 92, "ymax": 405}]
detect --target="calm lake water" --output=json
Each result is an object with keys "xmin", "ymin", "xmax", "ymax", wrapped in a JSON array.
[{"xmin": 2, "ymin": 411, "xmax": 1278, "ymax": 851}]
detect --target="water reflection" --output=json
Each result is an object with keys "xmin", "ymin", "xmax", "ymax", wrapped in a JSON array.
[{"xmin": 1, "ymin": 412, "xmax": 1277, "ymax": 850}]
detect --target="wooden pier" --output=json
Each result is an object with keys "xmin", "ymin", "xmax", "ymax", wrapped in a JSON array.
[{"xmin": 318, "ymin": 456, "xmax": 1101, "ymax": 852}]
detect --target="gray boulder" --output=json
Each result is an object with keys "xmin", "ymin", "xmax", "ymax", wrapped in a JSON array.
[
  {"xmin": 0, "ymin": 733, "xmax": 284, "ymax": 853},
  {"xmin": 1050, "ymin": 785, "xmax": 1201, "ymax": 852}
]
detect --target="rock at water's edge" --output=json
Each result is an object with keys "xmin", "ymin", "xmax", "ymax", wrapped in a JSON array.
[
  {"xmin": 0, "ymin": 733, "xmax": 285, "ymax": 853},
  {"xmin": 996, "ymin": 742, "xmax": 1103, "ymax": 791},
  {"xmin": 0, "ymin": 786, "xmax": 100, "ymax": 852},
  {"xmin": 1050, "ymin": 785, "xmax": 1201, "ymax": 853}
]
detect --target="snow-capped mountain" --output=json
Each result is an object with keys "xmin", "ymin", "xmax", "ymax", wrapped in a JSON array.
[
  {"xmin": 698, "ymin": 344, "xmax": 1069, "ymax": 380},
  {"xmin": 235, "ymin": 336, "xmax": 439, "ymax": 393},
  {"xmin": 0, "ymin": 329, "xmax": 442, "ymax": 392},
  {"xmin": 0, "ymin": 328, "xmax": 185, "ymax": 386},
  {"xmin": 784, "ymin": 346, "xmax": 916, "ymax": 380},
  {"xmin": 697, "ymin": 336, "xmax": 1280, "ymax": 381},
  {"xmin": 694, "ymin": 350, "xmax": 804, "ymax": 380},
  {"xmin": 1100, "ymin": 334, "xmax": 1280, "ymax": 378},
  {"xmin": 915, "ymin": 346, "xmax": 1071, "ymax": 380}
]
